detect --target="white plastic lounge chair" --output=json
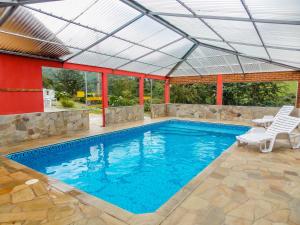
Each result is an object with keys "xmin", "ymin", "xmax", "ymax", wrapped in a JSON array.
[
  {"xmin": 252, "ymin": 105, "xmax": 294, "ymax": 128},
  {"xmin": 237, "ymin": 115, "xmax": 300, "ymax": 153}
]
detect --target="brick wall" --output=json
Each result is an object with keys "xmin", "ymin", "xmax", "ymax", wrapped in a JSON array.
[
  {"xmin": 170, "ymin": 71, "xmax": 300, "ymax": 107},
  {"xmin": 170, "ymin": 71, "xmax": 300, "ymax": 84}
]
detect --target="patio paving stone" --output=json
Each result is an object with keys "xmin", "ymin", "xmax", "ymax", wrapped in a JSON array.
[{"xmin": 0, "ymin": 118, "xmax": 300, "ymax": 225}]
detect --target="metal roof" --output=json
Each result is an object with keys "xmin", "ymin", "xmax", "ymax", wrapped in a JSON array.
[{"xmin": 0, "ymin": 0, "xmax": 299, "ymax": 76}]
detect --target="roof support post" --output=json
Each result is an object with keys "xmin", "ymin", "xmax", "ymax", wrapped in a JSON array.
[
  {"xmin": 216, "ymin": 74, "xmax": 223, "ymax": 105},
  {"xmin": 139, "ymin": 75, "xmax": 144, "ymax": 105},
  {"xmin": 296, "ymin": 80, "xmax": 300, "ymax": 108},
  {"xmin": 101, "ymin": 72, "xmax": 108, "ymax": 127},
  {"xmin": 164, "ymin": 78, "xmax": 170, "ymax": 104}
]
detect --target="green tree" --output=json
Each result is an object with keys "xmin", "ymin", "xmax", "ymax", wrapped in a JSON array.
[
  {"xmin": 171, "ymin": 82, "xmax": 295, "ymax": 107},
  {"xmin": 43, "ymin": 68, "xmax": 84, "ymax": 97}
]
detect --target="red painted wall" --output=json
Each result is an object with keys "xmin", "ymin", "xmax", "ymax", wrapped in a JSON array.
[{"xmin": 0, "ymin": 54, "xmax": 61, "ymax": 115}]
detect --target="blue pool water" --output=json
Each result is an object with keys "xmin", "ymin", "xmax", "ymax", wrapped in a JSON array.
[{"xmin": 7, "ymin": 120, "xmax": 249, "ymax": 214}]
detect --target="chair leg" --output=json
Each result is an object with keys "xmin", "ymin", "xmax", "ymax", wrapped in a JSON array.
[{"xmin": 260, "ymin": 139, "xmax": 274, "ymax": 153}]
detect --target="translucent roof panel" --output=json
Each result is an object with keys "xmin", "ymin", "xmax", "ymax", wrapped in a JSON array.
[
  {"xmin": 90, "ymin": 37, "xmax": 133, "ymax": 56},
  {"xmin": 138, "ymin": 52, "xmax": 180, "ymax": 67},
  {"xmin": 196, "ymin": 39, "xmax": 234, "ymax": 51},
  {"xmin": 1, "ymin": 0, "xmax": 299, "ymax": 77},
  {"xmin": 18, "ymin": 9, "xmax": 68, "ymax": 36},
  {"xmin": 74, "ymin": 0, "xmax": 141, "ymax": 33},
  {"xmin": 268, "ymin": 49, "xmax": 300, "ymax": 67},
  {"xmin": 204, "ymin": 20, "xmax": 262, "ymax": 45},
  {"xmin": 159, "ymin": 38, "xmax": 194, "ymax": 58},
  {"xmin": 231, "ymin": 44, "xmax": 269, "ymax": 59},
  {"xmin": 161, "ymin": 16, "xmax": 221, "ymax": 40},
  {"xmin": 119, "ymin": 61, "xmax": 162, "ymax": 74},
  {"xmin": 134, "ymin": 0, "xmax": 192, "ymax": 14},
  {"xmin": 114, "ymin": 16, "xmax": 182, "ymax": 49},
  {"xmin": 171, "ymin": 62, "xmax": 201, "ymax": 76},
  {"xmin": 275, "ymin": 60, "xmax": 300, "ymax": 68},
  {"xmin": 69, "ymin": 51, "xmax": 111, "ymax": 67},
  {"xmin": 28, "ymin": 0, "xmax": 96, "ymax": 20},
  {"xmin": 99, "ymin": 57, "xmax": 131, "ymax": 69},
  {"xmin": 187, "ymin": 53, "xmax": 242, "ymax": 75},
  {"xmin": 182, "ymin": 0, "xmax": 248, "ymax": 18},
  {"xmin": 69, "ymin": 51, "xmax": 130, "ymax": 69},
  {"xmin": 257, "ymin": 23, "xmax": 300, "ymax": 49},
  {"xmin": 189, "ymin": 46, "xmax": 229, "ymax": 58},
  {"xmin": 150, "ymin": 67, "xmax": 174, "ymax": 76},
  {"xmin": 56, "ymin": 24, "xmax": 106, "ymax": 49},
  {"xmin": 246, "ymin": 0, "xmax": 300, "ymax": 20},
  {"xmin": 239, "ymin": 57, "xmax": 289, "ymax": 73},
  {"xmin": 116, "ymin": 45, "xmax": 153, "ymax": 60},
  {"xmin": 0, "ymin": 30, "xmax": 68, "ymax": 58}
]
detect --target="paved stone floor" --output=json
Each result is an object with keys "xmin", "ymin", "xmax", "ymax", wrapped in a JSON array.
[{"xmin": 0, "ymin": 118, "xmax": 300, "ymax": 225}]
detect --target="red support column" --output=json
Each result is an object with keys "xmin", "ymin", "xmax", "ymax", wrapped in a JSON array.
[
  {"xmin": 296, "ymin": 80, "xmax": 300, "ymax": 108},
  {"xmin": 216, "ymin": 74, "xmax": 223, "ymax": 105},
  {"xmin": 101, "ymin": 72, "xmax": 109, "ymax": 127},
  {"xmin": 164, "ymin": 78, "xmax": 170, "ymax": 104},
  {"xmin": 139, "ymin": 76, "xmax": 144, "ymax": 105}
]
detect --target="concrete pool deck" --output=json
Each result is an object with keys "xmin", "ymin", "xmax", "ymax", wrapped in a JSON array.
[{"xmin": 0, "ymin": 117, "xmax": 300, "ymax": 225}]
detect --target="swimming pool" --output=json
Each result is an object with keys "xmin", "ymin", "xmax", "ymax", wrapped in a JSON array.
[{"xmin": 7, "ymin": 120, "xmax": 249, "ymax": 214}]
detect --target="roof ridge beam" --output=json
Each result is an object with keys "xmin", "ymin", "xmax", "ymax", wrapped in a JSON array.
[{"xmin": 167, "ymin": 43, "xmax": 198, "ymax": 76}]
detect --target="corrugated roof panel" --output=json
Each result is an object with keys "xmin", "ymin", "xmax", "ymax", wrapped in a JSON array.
[
  {"xmin": 138, "ymin": 51, "xmax": 180, "ymax": 67},
  {"xmin": 196, "ymin": 39, "xmax": 233, "ymax": 51},
  {"xmin": 189, "ymin": 46, "xmax": 228, "ymax": 58},
  {"xmin": 90, "ymin": 37, "xmax": 133, "ymax": 56},
  {"xmin": 268, "ymin": 49, "xmax": 300, "ymax": 67},
  {"xmin": 28, "ymin": 0, "xmax": 96, "ymax": 20},
  {"xmin": 205, "ymin": 65, "xmax": 233, "ymax": 74},
  {"xmin": 135, "ymin": 0, "xmax": 192, "ymax": 14},
  {"xmin": 159, "ymin": 38, "xmax": 194, "ymax": 58},
  {"xmin": 120, "ymin": 61, "xmax": 162, "ymax": 74},
  {"xmin": 69, "ymin": 51, "xmax": 110, "ymax": 66},
  {"xmin": 161, "ymin": 16, "xmax": 222, "ymax": 40},
  {"xmin": 0, "ymin": 7, "xmax": 69, "ymax": 58},
  {"xmin": 239, "ymin": 56, "xmax": 289, "ymax": 73},
  {"xmin": 257, "ymin": 23, "xmax": 300, "ymax": 49},
  {"xmin": 74, "ymin": 0, "xmax": 141, "ymax": 33},
  {"xmin": 115, "ymin": 16, "xmax": 182, "ymax": 49},
  {"xmin": 182, "ymin": 0, "xmax": 248, "ymax": 18},
  {"xmin": 98, "ymin": 57, "xmax": 130, "ymax": 69},
  {"xmin": 246, "ymin": 0, "xmax": 300, "ymax": 20},
  {"xmin": 231, "ymin": 44, "xmax": 269, "ymax": 59},
  {"xmin": 205, "ymin": 20, "xmax": 262, "ymax": 45},
  {"xmin": 56, "ymin": 24, "xmax": 106, "ymax": 49},
  {"xmin": 171, "ymin": 62, "xmax": 201, "ymax": 76},
  {"xmin": 117, "ymin": 45, "xmax": 153, "ymax": 60},
  {"xmin": 150, "ymin": 68, "xmax": 172, "ymax": 76}
]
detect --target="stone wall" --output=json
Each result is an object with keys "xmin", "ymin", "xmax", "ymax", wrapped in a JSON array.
[
  {"xmin": 150, "ymin": 104, "xmax": 167, "ymax": 118},
  {"xmin": 105, "ymin": 105, "xmax": 144, "ymax": 126},
  {"xmin": 151, "ymin": 103, "xmax": 299, "ymax": 123},
  {"xmin": 0, "ymin": 110, "xmax": 89, "ymax": 146}
]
